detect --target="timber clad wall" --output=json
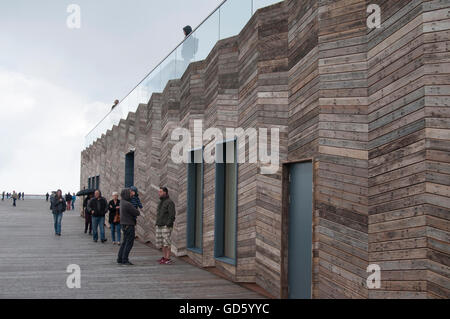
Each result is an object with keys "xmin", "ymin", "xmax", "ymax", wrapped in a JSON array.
[{"xmin": 81, "ymin": 0, "xmax": 449, "ymax": 298}]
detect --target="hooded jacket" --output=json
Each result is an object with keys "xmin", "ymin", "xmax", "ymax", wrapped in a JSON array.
[{"xmin": 120, "ymin": 190, "xmax": 140, "ymax": 226}]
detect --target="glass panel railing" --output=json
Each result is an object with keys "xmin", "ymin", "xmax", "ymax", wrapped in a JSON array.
[
  {"xmin": 220, "ymin": 0, "xmax": 252, "ymax": 39},
  {"xmin": 252, "ymin": 0, "xmax": 283, "ymax": 13},
  {"xmin": 85, "ymin": 0, "xmax": 283, "ymax": 148},
  {"xmin": 191, "ymin": 9, "xmax": 219, "ymax": 62}
]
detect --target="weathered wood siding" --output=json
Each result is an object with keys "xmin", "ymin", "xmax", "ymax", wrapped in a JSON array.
[{"xmin": 81, "ymin": 0, "xmax": 449, "ymax": 299}]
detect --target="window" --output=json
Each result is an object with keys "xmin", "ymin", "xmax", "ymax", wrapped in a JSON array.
[
  {"xmin": 214, "ymin": 139, "xmax": 238, "ymax": 264},
  {"xmin": 187, "ymin": 148, "xmax": 203, "ymax": 252},
  {"xmin": 95, "ymin": 175, "xmax": 100, "ymax": 190},
  {"xmin": 88, "ymin": 177, "xmax": 92, "ymax": 189},
  {"xmin": 125, "ymin": 152, "xmax": 135, "ymax": 187}
]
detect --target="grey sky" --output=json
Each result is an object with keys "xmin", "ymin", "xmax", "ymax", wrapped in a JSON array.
[{"xmin": 0, "ymin": 0, "xmax": 222, "ymax": 194}]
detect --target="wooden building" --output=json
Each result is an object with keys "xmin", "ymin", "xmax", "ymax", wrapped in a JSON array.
[{"xmin": 81, "ymin": 0, "xmax": 450, "ymax": 298}]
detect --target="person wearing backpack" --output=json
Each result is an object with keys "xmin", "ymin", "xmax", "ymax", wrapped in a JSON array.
[
  {"xmin": 65, "ymin": 193, "xmax": 72, "ymax": 211},
  {"xmin": 108, "ymin": 192, "xmax": 121, "ymax": 245},
  {"xmin": 50, "ymin": 189, "xmax": 66, "ymax": 236}
]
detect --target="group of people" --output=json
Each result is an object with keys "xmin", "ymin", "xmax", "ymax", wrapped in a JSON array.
[
  {"xmin": 65, "ymin": 192, "xmax": 76, "ymax": 210},
  {"xmin": 2, "ymin": 191, "xmax": 25, "ymax": 206},
  {"xmin": 50, "ymin": 186, "xmax": 176, "ymax": 266}
]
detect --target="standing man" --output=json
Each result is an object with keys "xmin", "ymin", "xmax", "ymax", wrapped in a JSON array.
[
  {"xmin": 22, "ymin": 192, "xmax": 24, "ymax": 200},
  {"xmin": 46, "ymin": 193, "xmax": 50, "ymax": 202},
  {"xmin": 50, "ymin": 189, "xmax": 66, "ymax": 236},
  {"xmin": 2, "ymin": 191, "xmax": 4, "ymax": 201},
  {"xmin": 11, "ymin": 191, "xmax": 18, "ymax": 207},
  {"xmin": 117, "ymin": 188, "xmax": 140, "ymax": 265},
  {"xmin": 89, "ymin": 190, "xmax": 108, "ymax": 243},
  {"xmin": 156, "ymin": 187, "xmax": 176, "ymax": 265}
]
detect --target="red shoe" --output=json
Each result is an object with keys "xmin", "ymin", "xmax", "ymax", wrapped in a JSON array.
[
  {"xmin": 157, "ymin": 257, "xmax": 165, "ymax": 263},
  {"xmin": 162, "ymin": 259, "xmax": 174, "ymax": 265}
]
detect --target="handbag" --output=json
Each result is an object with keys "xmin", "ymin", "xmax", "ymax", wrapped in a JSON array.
[
  {"xmin": 113, "ymin": 212, "xmax": 120, "ymax": 224},
  {"xmin": 113, "ymin": 205, "xmax": 120, "ymax": 223}
]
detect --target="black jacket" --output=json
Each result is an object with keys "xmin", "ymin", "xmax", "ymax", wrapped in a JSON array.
[
  {"xmin": 156, "ymin": 196, "xmax": 176, "ymax": 227},
  {"xmin": 88, "ymin": 197, "xmax": 108, "ymax": 217},
  {"xmin": 50, "ymin": 197, "xmax": 66, "ymax": 214},
  {"xmin": 108, "ymin": 199, "xmax": 120, "ymax": 224}
]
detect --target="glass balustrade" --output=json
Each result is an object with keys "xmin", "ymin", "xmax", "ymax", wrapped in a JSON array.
[{"xmin": 85, "ymin": 0, "xmax": 283, "ymax": 148}]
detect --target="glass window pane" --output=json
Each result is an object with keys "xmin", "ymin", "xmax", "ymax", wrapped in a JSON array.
[{"xmin": 224, "ymin": 141, "xmax": 236, "ymax": 260}]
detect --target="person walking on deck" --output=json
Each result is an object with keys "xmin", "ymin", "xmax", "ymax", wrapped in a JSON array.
[
  {"xmin": 50, "ymin": 189, "xmax": 66, "ymax": 236},
  {"xmin": 11, "ymin": 191, "xmax": 18, "ymax": 207},
  {"xmin": 65, "ymin": 193, "xmax": 72, "ymax": 211},
  {"xmin": 71, "ymin": 193, "xmax": 76, "ymax": 210},
  {"xmin": 2, "ymin": 191, "xmax": 4, "ymax": 201}
]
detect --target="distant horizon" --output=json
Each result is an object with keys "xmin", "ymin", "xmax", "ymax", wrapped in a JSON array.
[{"xmin": 0, "ymin": 0, "xmax": 223, "ymax": 195}]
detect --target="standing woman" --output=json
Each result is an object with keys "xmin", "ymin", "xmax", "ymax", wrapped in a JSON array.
[
  {"xmin": 50, "ymin": 189, "xmax": 66, "ymax": 236},
  {"xmin": 108, "ymin": 192, "xmax": 121, "ymax": 245}
]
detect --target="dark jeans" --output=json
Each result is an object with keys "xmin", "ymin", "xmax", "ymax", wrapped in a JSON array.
[
  {"xmin": 85, "ymin": 213, "xmax": 92, "ymax": 233},
  {"xmin": 53, "ymin": 212, "xmax": 63, "ymax": 234},
  {"xmin": 92, "ymin": 216, "xmax": 106, "ymax": 241},
  {"xmin": 117, "ymin": 225, "xmax": 135, "ymax": 263},
  {"xmin": 111, "ymin": 223, "xmax": 121, "ymax": 242}
]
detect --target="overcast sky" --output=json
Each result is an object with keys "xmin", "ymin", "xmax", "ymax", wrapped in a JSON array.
[{"xmin": 0, "ymin": 0, "xmax": 222, "ymax": 195}]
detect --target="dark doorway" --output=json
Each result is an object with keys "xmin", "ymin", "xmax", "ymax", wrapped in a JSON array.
[
  {"xmin": 287, "ymin": 161, "xmax": 313, "ymax": 299},
  {"xmin": 125, "ymin": 152, "xmax": 135, "ymax": 188},
  {"xmin": 187, "ymin": 149, "xmax": 203, "ymax": 252}
]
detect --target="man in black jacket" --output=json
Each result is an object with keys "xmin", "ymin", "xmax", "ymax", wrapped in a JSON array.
[
  {"xmin": 117, "ymin": 188, "xmax": 140, "ymax": 265},
  {"xmin": 88, "ymin": 190, "xmax": 108, "ymax": 243}
]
